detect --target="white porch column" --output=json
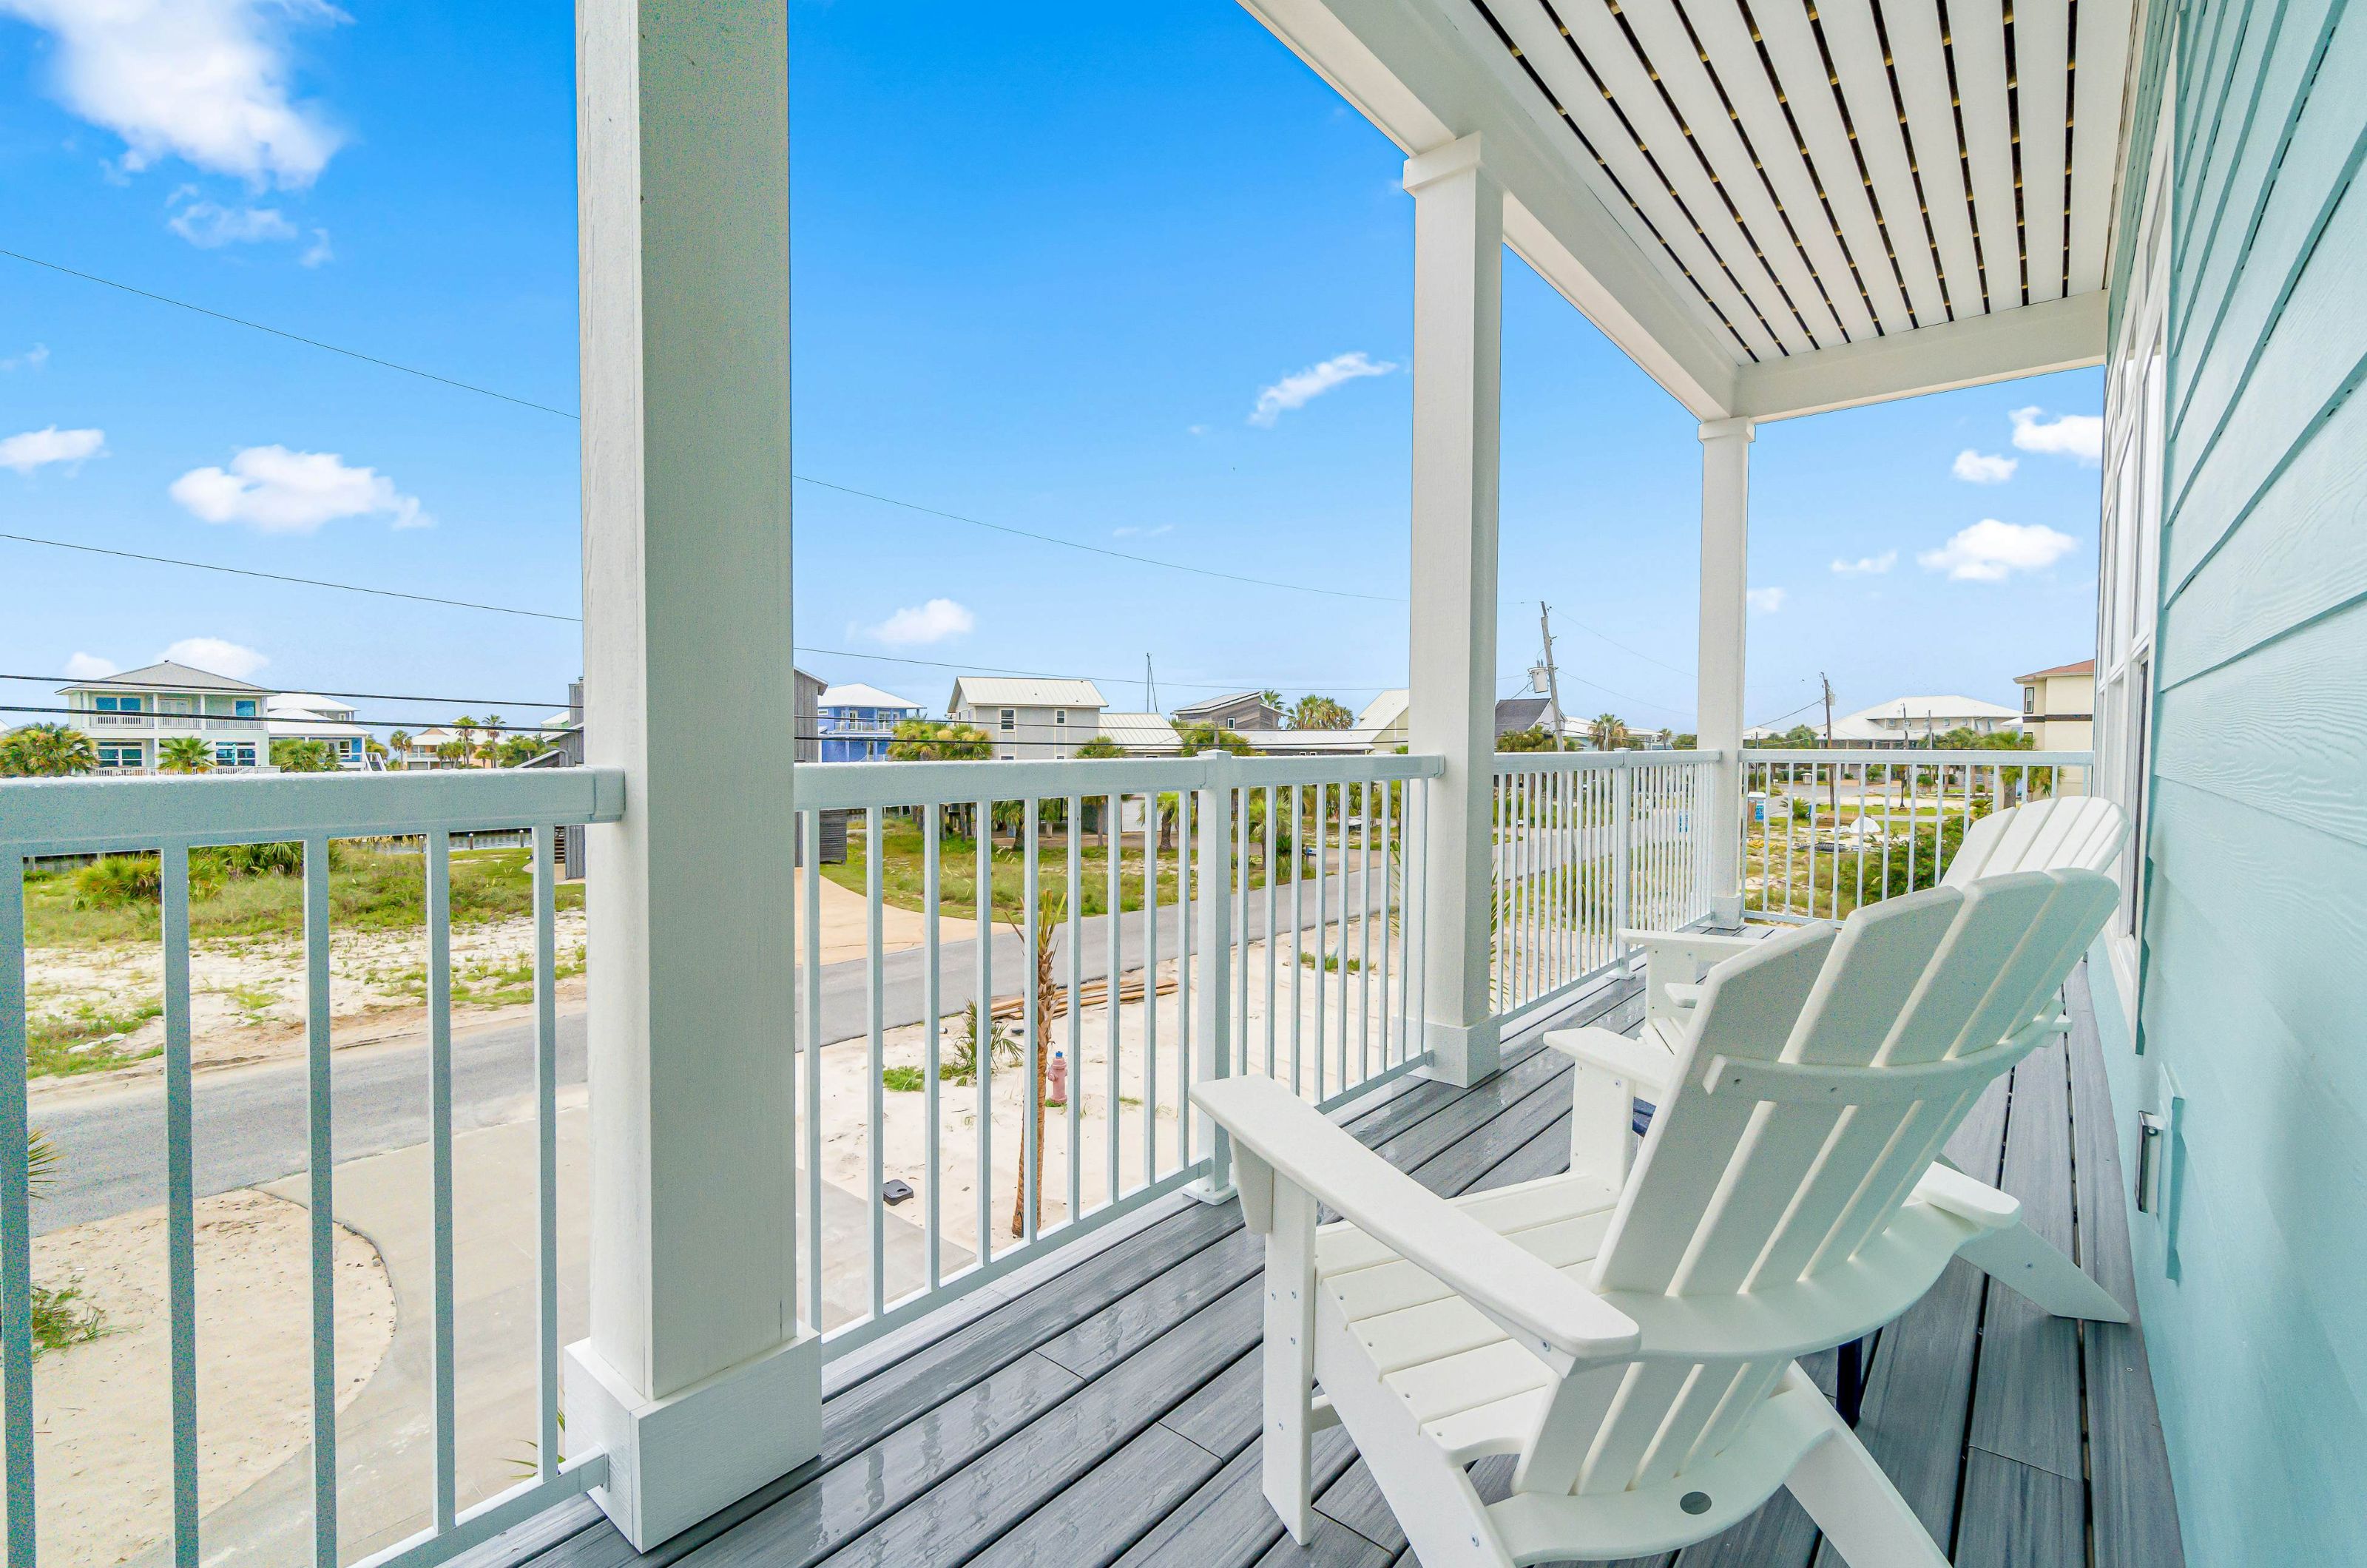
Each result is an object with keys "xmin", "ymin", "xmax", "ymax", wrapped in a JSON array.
[
  {"xmin": 1696, "ymin": 417, "xmax": 1754, "ymax": 929},
  {"xmin": 567, "ymin": 1, "xmax": 815, "ymax": 1550},
  {"xmin": 1405, "ymin": 135, "xmax": 1503, "ymax": 1087}
]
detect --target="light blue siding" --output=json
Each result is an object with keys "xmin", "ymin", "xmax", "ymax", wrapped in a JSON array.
[{"xmin": 2123, "ymin": 0, "xmax": 2367, "ymax": 1556}]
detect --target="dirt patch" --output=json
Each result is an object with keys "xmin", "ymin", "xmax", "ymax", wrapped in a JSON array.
[{"xmin": 21, "ymin": 1189, "xmax": 396, "ymax": 1567}]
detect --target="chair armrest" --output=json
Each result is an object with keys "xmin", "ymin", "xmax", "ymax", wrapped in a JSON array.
[
  {"xmin": 1193, "ymin": 1076, "xmax": 1641, "ymax": 1364},
  {"xmin": 1542, "ymin": 1024, "xmax": 1677, "ymax": 1095},
  {"xmin": 1620, "ymin": 928, "xmax": 1762, "ymax": 962},
  {"xmin": 1911, "ymin": 1160, "xmax": 2021, "ymax": 1231},
  {"xmin": 1624, "ymin": 928, "xmax": 1769, "ymax": 1025}
]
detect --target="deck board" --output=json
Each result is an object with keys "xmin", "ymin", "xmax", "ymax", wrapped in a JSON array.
[{"xmin": 503, "ymin": 964, "xmax": 2179, "ymax": 1568}]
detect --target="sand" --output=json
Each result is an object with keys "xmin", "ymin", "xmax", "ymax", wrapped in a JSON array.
[{"xmin": 15, "ymin": 1190, "xmax": 395, "ymax": 1567}]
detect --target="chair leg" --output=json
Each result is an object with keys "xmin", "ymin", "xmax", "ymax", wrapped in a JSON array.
[
  {"xmin": 1264, "ymin": 1182, "xmax": 1317, "ymax": 1542},
  {"xmin": 1957, "ymin": 1218, "xmax": 2130, "ymax": 1322},
  {"xmin": 1786, "ymin": 1422, "xmax": 1950, "ymax": 1567}
]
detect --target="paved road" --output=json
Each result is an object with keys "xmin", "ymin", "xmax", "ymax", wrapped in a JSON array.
[{"xmin": 35, "ymin": 868, "xmax": 1390, "ymax": 1234}]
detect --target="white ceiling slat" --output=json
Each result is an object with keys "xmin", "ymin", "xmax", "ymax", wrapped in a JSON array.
[
  {"xmin": 1813, "ymin": 0, "xmax": 1951, "ymax": 322},
  {"xmin": 1883, "ymin": 0, "xmax": 1986, "ymax": 314},
  {"xmin": 2067, "ymin": 0, "xmax": 2135, "ymax": 292},
  {"xmin": 1746, "ymin": 0, "xmax": 1918, "ymax": 334},
  {"xmin": 1489, "ymin": 1, "xmax": 1785, "ymax": 360},
  {"xmin": 1613, "ymin": 0, "xmax": 1864, "ymax": 345},
  {"xmin": 1538, "ymin": 0, "xmax": 1817, "ymax": 355},
  {"xmin": 1675, "ymin": 0, "xmax": 1883, "ymax": 341},
  {"xmin": 1948, "ymin": 0, "xmax": 2025, "ymax": 308},
  {"xmin": 2016, "ymin": 0, "xmax": 2073, "ymax": 303}
]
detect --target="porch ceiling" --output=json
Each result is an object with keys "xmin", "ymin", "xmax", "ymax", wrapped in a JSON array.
[{"xmin": 1245, "ymin": 0, "xmax": 2131, "ymax": 419}]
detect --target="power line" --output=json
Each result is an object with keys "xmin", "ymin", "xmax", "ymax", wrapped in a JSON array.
[
  {"xmin": 0, "ymin": 531, "xmax": 580, "ymax": 623},
  {"xmin": 0, "ymin": 247, "xmax": 580, "ymax": 420}
]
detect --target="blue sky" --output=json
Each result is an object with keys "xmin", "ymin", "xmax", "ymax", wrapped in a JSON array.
[{"xmin": 0, "ymin": 0, "xmax": 2104, "ymax": 737}]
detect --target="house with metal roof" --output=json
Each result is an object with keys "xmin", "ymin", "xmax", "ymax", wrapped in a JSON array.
[
  {"xmin": 945, "ymin": 675, "xmax": 1108, "ymax": 759},
  {"xmin": 55, "ymin": 659, "xmax": 274, "ymax": 773}
]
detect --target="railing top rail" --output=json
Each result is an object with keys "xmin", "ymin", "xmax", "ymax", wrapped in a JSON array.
[
  {"xmin": 0, "ymin": 768, "xmax": 626, "ymax": 857},
  {"xmin": 1490, "ymin": 748, "xmax": 1724, "ymax": 774},
  {"xmin": 790, "ymin": 751, "xmax": 1445, "ymax": 811},
  {"xmin": 1742, "ymin": 748, "xmax": 2094, "ymax": 766}
]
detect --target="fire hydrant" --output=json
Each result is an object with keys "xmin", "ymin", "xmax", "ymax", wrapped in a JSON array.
[{"xmin": 1045, "ymin": 1050, "xmax": 1069, "ymax": 1108}]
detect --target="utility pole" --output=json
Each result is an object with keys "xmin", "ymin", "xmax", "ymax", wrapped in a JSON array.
[
  {"xmin": 1537, "ymin": 603, "xmax": 1567, "ymax": 751},
  {"xmin": 1144, "ymin": 654, "xmax": 1158, "ymax": 714},
  {"xmin": 1821, "ymin": 672, "xmax": 1840, "ymax": 837}
]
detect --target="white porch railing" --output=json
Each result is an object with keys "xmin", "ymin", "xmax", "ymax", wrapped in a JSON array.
[
  {"xmin": 0, "ymin": 771, "xmax": 622, "ymax": 1568},
  {"xmin": 1742, "ymin": 748, "xmax": 2096, "ymax": 922},
  {"xmin": 1488, "ymin": 751, "xmax": 1719, "ymax": 1025},
  {"xmin": 789, "ymin": 752, "xmax": 1440, "ymax": 1359}
]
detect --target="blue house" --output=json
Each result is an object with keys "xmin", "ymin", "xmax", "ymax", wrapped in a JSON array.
[{"xmin": 814, "ymin": 683, "xmax": 923, "ymax": 761}]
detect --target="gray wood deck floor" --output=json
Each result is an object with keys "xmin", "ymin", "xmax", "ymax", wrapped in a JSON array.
[{"xmin": 490, "ymin": 963, "xmax": 2181, "ymax": 1568}]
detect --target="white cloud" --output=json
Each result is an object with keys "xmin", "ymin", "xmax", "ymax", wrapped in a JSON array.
[
  {"xmin": 62, "ymin": 652, "xmax": 118, "ymax": 680},
  {"xmin": 168, "ymin": 199, "xmax": 297, "ymax": 247},
  {"xmin": 170, "ymin": 445, "xmax": 426, "ymax": 533},
  {"xmin": 0, "ymin": 425, "xmax": 106, "ymax": 474},
  {"xmin": 2008, "ymin": 406, "xmax": 2104, "ymax": 464},
  {"xmin": 1952, "ymin": 449, "xmax": 2018, "ymax": 484},
  {"xmin": 1249, "ymin": 351, "xmax": 1397, "ymax": 427},
  {"xmin": 0, "ymin": 344, "xmax": 48, "ymax": 372},
  {"xmin": 1917, "ymin": 518, "xmax": 2079, "ymax": 581},
  {"xmin": 158, "ymin": 637, "xmax": 267, "ymax": 680},
  {"xmin": 299, "ymin": 227, "xmax": 332, "ymax": 266},
  {"xmin": 1112, "ymin": 524, "xmax": 1173, "ymax": 539},
  {"xmin": 867, "ymin": 598, "xmax": 974, "ymax": 647},
  {"xmin": 1186, "ymin": 424, "xmax": 1210, "ymax": 437},
  {"xmin": 0, "ymin": 0, "xmax": 345, "ymax": 186},
  {"xmin": 1746, "ymin": 586, "xmax": 1786, "ymax": 613},
  {"xmin": 1830, "ymin": 551, "xmax": 1897, "ymax": 575}
]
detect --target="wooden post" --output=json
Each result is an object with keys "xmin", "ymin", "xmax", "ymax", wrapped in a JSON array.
[
  {"xmin": 1697, "ymin": 418, "xmax": 1754, "ymax": 929},
  {"xmin": 565, "ymin": 0, "xmax": 816, "ymax": 1549},
  {"xmin": 1406, "ymin": 134, "xmax": 1504, "ymax": 1086}
]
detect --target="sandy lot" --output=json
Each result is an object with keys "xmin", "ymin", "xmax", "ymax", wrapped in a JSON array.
[
  {"xmin": 16, "ymin": 1191, "xmax": 394, "ymax": 1567},
  {"xmin": 23, "ymin": 876, "xmax": 974, "ymax": 1104}
]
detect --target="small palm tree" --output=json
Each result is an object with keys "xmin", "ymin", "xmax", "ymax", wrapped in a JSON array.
[
  {"xmin": 479, "ymin": 714, "xmax": 506, "ymax": 766},
  {"xmin": 158, "ymin": 735, "xmax": 216, "ymax": 774},
  {"xmin": 0, "ymin": 723, "xmax": 98, "ymax": 777},
  {"xmin": 1587, "ymin": 712, "xmax": 1630, "ymax": 751},
  {"xmin": 270, "ymin": 738, "xmax": 341, "ymax": 773}
]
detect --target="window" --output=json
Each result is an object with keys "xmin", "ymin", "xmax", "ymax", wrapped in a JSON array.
[
  {"xmin": 234, "ymin": 699, "xmax": 258, "ymax": 718},
  {"xmin": 94, "ymin": 695, "xmax": 143, "ymax": 713},
  {"xmin": 97, "ymin": 743, "xmax": 141, "ymax": 768},
  {"xmin": 1055, "ymin": 709, "xmax": 1067, "ymax": 726},
  {"xmin": 2023, "ymin": 686, "xmax": 2036, "ymax": 714},
  {"xmin": 999, "ymin": 709, "xmax": 1016, "ymax": 731}
]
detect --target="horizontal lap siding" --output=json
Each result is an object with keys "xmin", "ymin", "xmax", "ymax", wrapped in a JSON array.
[{"xmin": 2139, "ymin": 0, "xmax": 2367, "ymax": 1555}]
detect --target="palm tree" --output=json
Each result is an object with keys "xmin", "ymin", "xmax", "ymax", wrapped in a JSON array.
[
  {"xmin": 453, "ymin": 716, "xmax": 482, "ymax": 764},
  {"xmin": 496, "ymin": 733, "xmax": 547, "ymax": 768},
  {"xmin": 158, "ymin": 735, "xmax": 216, "ymax": 774},
  {"xmin": 479, "ymin": 714, "xmax": 506, "ymax": 766},
  {"xmin": 1587, "ymin": 712, "xmax": 1630, "ymax": 751},
  {"xmin": 1289, "ymin": 694, "xmax": 1354, "ymax": 730},
  {"xmin": 271, "ymin": 738, "xmax": 341, "ymax": 773},
  {"xmin": 0, "ymin": 723, "xmax": 98, "ymax": 777}
]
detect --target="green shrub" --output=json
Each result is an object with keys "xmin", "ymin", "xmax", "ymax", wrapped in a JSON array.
[{"xmin": 881, "ymin": 1066, "xmax": 925, "ymax": 1093}]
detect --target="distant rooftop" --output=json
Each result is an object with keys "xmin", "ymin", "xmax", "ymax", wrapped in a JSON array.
[
  {"xmin": 947, "ymin": 677, "xmax": 1107, "ymax": 710},
  {"xmin": 2018, "ymin": 659, "xmax": 2098, "ymax": 681},
  {"xmin": 57, "ymin": 659, "xmax": 271, "ymax": 695},
  {"xmin": 820, "ymin": 683, "xmax": 922, "ymax": 711}
]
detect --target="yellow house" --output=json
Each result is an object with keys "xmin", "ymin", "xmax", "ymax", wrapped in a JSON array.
[{"xmin": 2016, "ymin": 658, "xmax": 2096, "ymax": 751}]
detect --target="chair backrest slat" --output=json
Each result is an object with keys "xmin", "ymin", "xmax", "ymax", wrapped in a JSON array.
[
  {"xmin": 1942, "ymin": 797, "xmax": 2129, "ymax": 887},
  {"xmin": 1541, "ymin": 868, "xmax": 2120, "ymax": 1496}
]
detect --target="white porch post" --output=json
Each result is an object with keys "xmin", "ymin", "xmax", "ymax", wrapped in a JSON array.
[
  {"xmin": 1405, "ymin": 135, "xmax": 1503, "ymax": 1087},
  {"xmin": 1696, "ymin": 417, "xmax": 1754, "ymax": 929},
  {"xmin": 567, "ymin": 1, "xmax": 816, "ymax": 1550}
]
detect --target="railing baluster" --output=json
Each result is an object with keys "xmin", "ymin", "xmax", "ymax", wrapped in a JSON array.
[
  {"xmin": 1140, "ymin": 791, "xmax": 1156, "ymax": 1191},
  {"xmin": 1378, "ymin": 781, "xmax": 1394, "ymax": 1069},
  {"xmin": 1313, "ymin": 783, "xmax": 1328, "ymax": 1103},
  {"xmin": 1021, "ymin": 804, "xmax": 1040, "ymax": 1246},
  {"xmin": 1104, "ymin": 794, "xmax": 1121, "ymax": 1206},
  {"xmin": 1066, "ymin": 797, "xmax": 1083, "ymax": 1230},
  {"xmin": 923, "ymin": 808, "xmax": 942, "ymax": 1291},
  {"xmin": 427, "ymin": 829, "xmax": 459, "ymax": 1530},
  {"xmin": 867, "ymin": 806, "xmax": 888, "ymax": 1314},
  {"xmin": 1290, "ymin": 784, "xmax": 1305, "ymax": 1095},
  {"xmin": 976, "ymin": 797, "xmax": 993, "ymax": 1264},
  {"xmin": 304, "ymin": 834, "xmax": 337, "ymax": 1568},
  {"xmin": 532, "ymin": 825, "xmax": 561, "ymax": 1481},
  {"xmin": 1, "ymin": 854, "xmax": 35, "ymax": 1568},
  {"xmin": 161, "ymin": 843, "xmax": 201, "ymax": 1562},
  {"xmin": 1263, "ymin": 785, "xmax": 1278, "ymax": 1078},
  {"xmin": 802, "ymin": 811, "xmax": 823, "ymax": 1330},
  {"xmin": 1176, "ymin": 788, "xmax": 1191, "ymax": 1177}
]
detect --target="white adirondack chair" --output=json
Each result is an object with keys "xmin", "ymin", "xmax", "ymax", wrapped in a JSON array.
[
  {"xmin": 1195, "ymin": 870, "xmax": 2119, "ymax": 1567},
  {"xmin": 1603, "ymin": 797, "xmax": 2133, "ymax": 1329}
]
